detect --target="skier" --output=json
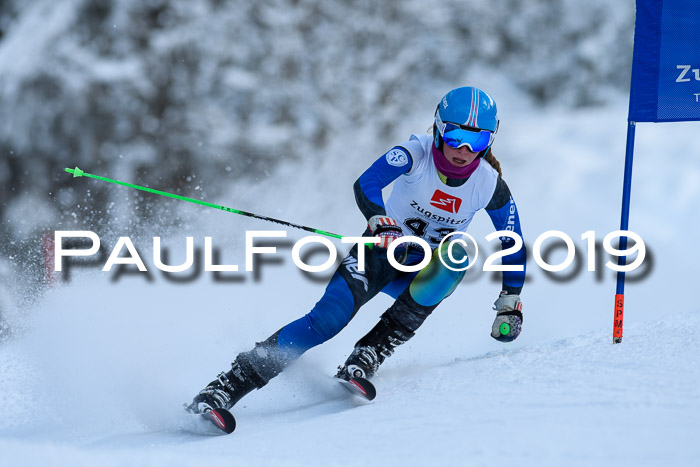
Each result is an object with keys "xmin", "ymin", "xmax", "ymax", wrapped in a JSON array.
[{"xmin": 187, "ymin": 86, "xmax": 526, "ymax": 414}]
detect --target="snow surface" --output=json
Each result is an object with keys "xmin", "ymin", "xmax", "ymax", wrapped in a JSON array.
[{"xmin": 1, "ymin": 74, "xmax": 699, "ymax": 466}]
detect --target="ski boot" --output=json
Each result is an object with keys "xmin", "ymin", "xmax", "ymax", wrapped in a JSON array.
[
  {"xmin": 335, "ymin": 345, "xmax": 380, "ymax": 381},
  {"xmin": 335, "ymin": 314, "xmax": 415, "ymax": 381},
  {"xmin": 186, "ymin": 361, "xmax": 258, "ymax": 414}
]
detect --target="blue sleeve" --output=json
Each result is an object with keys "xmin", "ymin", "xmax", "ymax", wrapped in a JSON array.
[
  {"xmin": 354, "ymin": 146, "xmax": 413, "ymax": 220},
  {"xmin": 485, "ymin": 180, "xmax": 526, "ymax": 294}
]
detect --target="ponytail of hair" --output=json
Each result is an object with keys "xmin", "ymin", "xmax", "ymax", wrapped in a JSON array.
[{"xmin": 483, "ymin": 148, "xmax": 502, "ymax": 178}]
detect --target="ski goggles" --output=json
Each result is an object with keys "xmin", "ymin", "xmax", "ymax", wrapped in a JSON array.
[{"xmin": 435, "ymin": 114, "xmax": 495, "ymax": 152}]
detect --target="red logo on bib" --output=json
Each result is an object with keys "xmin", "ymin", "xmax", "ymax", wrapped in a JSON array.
[{"xmin": 430, "ymin": 190, "xmax": 462, "ymax": 213}]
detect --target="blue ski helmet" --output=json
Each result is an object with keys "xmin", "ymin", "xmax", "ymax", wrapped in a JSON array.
[{"xmin": 433, "ymin": 87, "xmax": 499, "ymax": 154}]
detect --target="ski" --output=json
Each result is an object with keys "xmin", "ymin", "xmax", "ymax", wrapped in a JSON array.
[
  {"xmin": 205, "ymin": 407, "xmax": 236, "ymax": 434},
  {"xmin": 337, "ymin": 376, "xmax": 377, "ymax": 401},
  {"xmin": 184, "ymin": 404, "xmax": 237, "ymax": 435},
  {"xmin": 181, "ymin": 377, "xmax": 372, "ymax": 435}
]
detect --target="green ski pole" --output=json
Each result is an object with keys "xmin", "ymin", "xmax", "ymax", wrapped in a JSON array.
[{"xmin": 64, "ymin": 166, "xmax": 344, "ymax": 239}]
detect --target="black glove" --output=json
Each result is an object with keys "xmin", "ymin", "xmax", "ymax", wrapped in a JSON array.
[{"xmin": 490, "ymin": 291, "xmax": 523, "ymax": 343}]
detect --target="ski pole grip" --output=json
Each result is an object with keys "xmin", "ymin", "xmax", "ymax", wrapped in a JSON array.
[{"xmin": 499, "ymin": 322, "xmax": 511, "ymax": 336}]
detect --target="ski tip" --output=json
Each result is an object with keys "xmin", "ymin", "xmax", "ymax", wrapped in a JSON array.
[
  {"xmin": 209, "ymin": 408, "xmax": 236, "ymax": 434},
  {"xmin": 65, "ymin": 166, "xmax": 84, "ymax": 178},
  {"xmin": 339, "ymin": 377, "xmax": 377, "ymax": 401},
  {"xmin": 352, "ymin": 377, "xmax": 377, "ymax": 401}
]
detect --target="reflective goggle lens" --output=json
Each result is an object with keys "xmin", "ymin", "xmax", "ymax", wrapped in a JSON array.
[{"xmin": 442, "ymin": 122, "xmax": 492, "ymax": 152}]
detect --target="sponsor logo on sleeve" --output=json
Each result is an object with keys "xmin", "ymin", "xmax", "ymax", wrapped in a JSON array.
[{"xmin": 385, "ymin": 148, "xmax": 409, "ymax": 167}]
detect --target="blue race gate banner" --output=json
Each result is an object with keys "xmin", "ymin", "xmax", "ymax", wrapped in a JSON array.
[{"xmin": 629, "ymin": 0, "xmax": 700, "ymax": 122}]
